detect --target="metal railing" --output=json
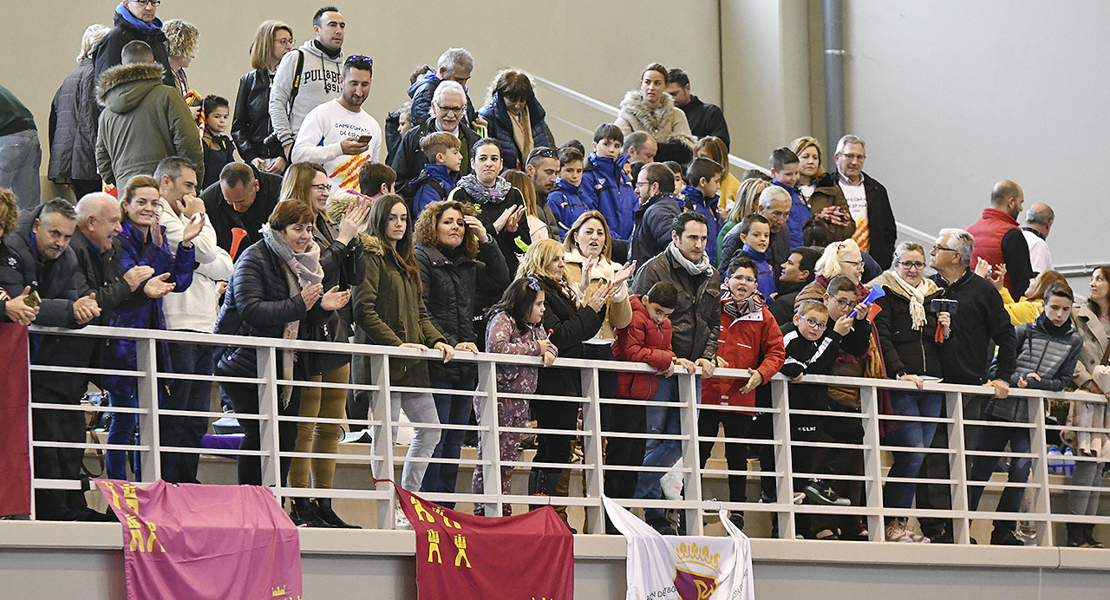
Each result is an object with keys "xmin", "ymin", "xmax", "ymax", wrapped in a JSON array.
[{"xmin": 21, "ymin": 324, "xmax": 1110, "ymax": 544}]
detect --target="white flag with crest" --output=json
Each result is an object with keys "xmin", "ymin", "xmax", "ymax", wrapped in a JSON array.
[{"xmin": 602, "ymin": 496, "xmax": 755, "ymax": 600}]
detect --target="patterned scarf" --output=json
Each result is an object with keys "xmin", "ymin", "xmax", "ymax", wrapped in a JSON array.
[
  {"xmin": 456, "ymin": 173, "xmax": 513, "ymax": 205},
  {"xmin": 722, "ymin": 290, "xmax": 764, "ymax": 320}
]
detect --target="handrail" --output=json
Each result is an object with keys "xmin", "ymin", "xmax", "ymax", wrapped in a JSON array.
[{"xmin": 21, "ymin": 323, "xmax": 1110, "ymax": 544}]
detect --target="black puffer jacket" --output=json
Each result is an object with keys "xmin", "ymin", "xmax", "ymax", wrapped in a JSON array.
[
  {"xmin": 299, "ymin": 211, "xmax": 365, "ymax": 375},
  {"xmin": 872, "ymin": 278, "xmax": 944, "ymax": 378},
  {"xmin": 986, "ymin": 314, "xmax": 1083, "ymax": 422},
  {"xmin": 48, "ymin": 58, "xmax": 100, "ymax": 182},
  {"xmin": 535, "ymin": 276, "xmax": 604, "ymax": 398},
  {"xmin": 92, "ymin": 9, "xmax": 175, "ymax": 90},
  {"xmin": 416, "ymin": 240, "xmax": 510, "ymax": 385},
  {"xmin": 231, "ymin": 68, "xmax": 282, "ymax": 163},
  {"xmin": 214, "ymin": 239, "xmax": 332, "ymax": 378}
]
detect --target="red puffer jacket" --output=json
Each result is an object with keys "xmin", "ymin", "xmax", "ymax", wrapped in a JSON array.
[
  {"xmin": 702, "ymin": 296, "xmax": 785, "ymax": 410},
  {"xmin": 614, "ymin": 295, "xmax": 675, "ymax": 400}
]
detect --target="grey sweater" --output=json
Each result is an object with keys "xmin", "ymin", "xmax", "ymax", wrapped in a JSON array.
[{"xmin": 268, "ymin": 41, "xmax": 343, "ymax": 147}]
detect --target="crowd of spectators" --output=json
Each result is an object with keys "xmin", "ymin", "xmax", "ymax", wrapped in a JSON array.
[{"xmin": 0, "ymin": 1, "xmax": 1104, "ymax": 547}]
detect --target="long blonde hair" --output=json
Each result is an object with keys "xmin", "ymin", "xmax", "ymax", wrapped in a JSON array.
[
  {"xmin": 815, "ymin": 239, "xmax": 861, "ymax": 279},
  {"xmin": 516, "ymin": 238, "xmax": 565, "ymax": 282}
]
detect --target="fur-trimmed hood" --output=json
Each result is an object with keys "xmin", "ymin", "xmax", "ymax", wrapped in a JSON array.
[
  {"xmin": 96, "ymin": 62, "xmax": 166, "ymax": 112},
  {"xmin": 618, "ymin": 90, "xmax": 677, "ymax": 134},
  {"xmin": 359, "ymin": 233, "xmax": 386, "ymax": 256}
]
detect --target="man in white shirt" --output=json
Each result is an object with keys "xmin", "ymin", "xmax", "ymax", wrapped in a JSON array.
[
  {"xmin": 292, "ymin": 55, "xmax": 382, "ymax": 193},
  {"xmin": 154, "ymin": 156, "xmax": 233, "ymax": 483},
  {"xmin": 1021, "ymin": 202, "xmax": 1054, "ymax": 274}
]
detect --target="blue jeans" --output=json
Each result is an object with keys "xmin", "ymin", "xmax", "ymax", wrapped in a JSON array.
[
  {"xmin": 0, "ymin": 129, "xmax": 41, "ymax": 209},
  {"xmin": 634, "ymin": 376, "xmax": 698, "ymax": 525},
  {"xmin": 421, "ymin": 378, "xmax": 475, "ymax": 506},
  {"xmin": 882, "ymin": 391, "xmax": 943, "ymax": 510},
  {"xmin": 162, "ymin": 341, "xmax": 214, "ymax": 484},
  {"xmin": 967, "ymin": 417, "xmax": 1031, "ymax": 532},
  {"xmin": 106, "ymin": 389, "xmax": 139, "ymax": 480}
]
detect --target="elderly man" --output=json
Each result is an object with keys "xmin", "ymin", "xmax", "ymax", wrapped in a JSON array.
[
  {"xmin": 525, "ymin": 147, "xmax": 561, "ymax": 239},
  {"xmin": 392, "ymin": 81, "xmax": 480, "ymax": 189},
  {"xmin": 292, "ymin": 55, "xmax": 382, "ymax": 192},
  {"xmin": 665, "ymin": 68, "xmax": 730, "ymax": 148},
  {"xmin": 808, "ymin": 134, "xmax": 897, "ymax": 269},
  {"xmin": 967, "ymin": 180, "xmax": 1033, "ymax": 297},
  {"xmin": 623, "ymin": 131, "xmax": 657, "ymax": 164},
  {"xmin": 719, "ymin": 186, "xmax": 792, "ymax": 276},
  {"xmin": 913, "ymin": 227, "xmax": 1017, "ymax": 544},
  {"xmin": 408, "ymin": 47, "xmax": 484, "ymax": 129},
  {"xmin": 201, "ymin": 163, "xmax": 282, "ymax": 258},
  {"xmin": 0, "ymin": 199, "xmax": 105, "ymax": 520},
  {"xmin": 93, "ymin": 0, "xmax": 175, "ymax": 88},
  {"xmin": 1021, "ymin": 203, "xmax": 1054, "ymax": 274},
  {"xmin": 270, "ymin": 6, "xmax": 347, "ymax": 158}
]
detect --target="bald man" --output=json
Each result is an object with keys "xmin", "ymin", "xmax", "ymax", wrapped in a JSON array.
[
  {"xmin": 966, "ymin": 180, "xmax": 1033, "ymax": 296},
  {"xmin": 1021, "ymin": 202, "xmax": 1054, "ymax": 274}
]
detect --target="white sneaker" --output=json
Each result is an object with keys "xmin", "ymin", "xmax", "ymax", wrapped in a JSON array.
[{"xmin": 395, "ymin": 506, "xmax": 411, "ymax": 530}]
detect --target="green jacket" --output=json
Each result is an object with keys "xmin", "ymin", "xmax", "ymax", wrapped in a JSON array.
[
  {"xmin": 95, "ymin": 62, "xmax": 203, "ymax": 186},
  {"xmin": 352, "ymin": 236, "xmax": 445, "ymax": 387}
]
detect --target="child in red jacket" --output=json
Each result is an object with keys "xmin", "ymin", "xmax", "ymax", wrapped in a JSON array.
[
  {"xmin": 701, "ymin": 255, "xmax": 786, "ymax": 529},
  {"xmin": 607, "ymin": 281, "xmax": 679, "ymax": 515}
]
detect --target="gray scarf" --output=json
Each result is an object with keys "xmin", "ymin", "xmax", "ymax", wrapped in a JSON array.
[{"xmin": 665, "ymin": 241, "xmax": 713, "ymax": 276}]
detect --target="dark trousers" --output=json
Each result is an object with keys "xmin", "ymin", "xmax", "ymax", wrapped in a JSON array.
[
  {"xmin": 223, "ymin": 382, "xmax": 299, "ymax": 486},
  {"xmin": 422, "ymin": 378, "xmax": 476, "ymax": 507},
  {"xmin": 603, "ymin": 401, "xmax": 648, "ymax": 501},
  {"xmin": 71, "ymin": 179, "xmax": 103, "ymax": 200},
  {"xmin": 30, "ymin": 374, "xmax": 88, "ymax": 514},
  {"xmin": 967, "ymin": 417, "xmax": 1031, "ymax": 533},
  {"xmin": 697, "ymin": 407, "xmax": 753, "ymax": 504},
  {"xmin": 162, "ymin": 341, "xmax": 213, "ymax": 484}
]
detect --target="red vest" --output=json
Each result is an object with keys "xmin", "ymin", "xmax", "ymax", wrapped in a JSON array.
[{"xmin": 966, "ymin": 207, "xmax": 1019, "ymax": 294}]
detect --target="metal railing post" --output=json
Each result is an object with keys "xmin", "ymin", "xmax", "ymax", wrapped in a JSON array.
[
  {"xmin": 475, "ymin": 360, "xmax": 501, "ymax": 517},
  {"xmin": 257, "ymin": 346, "xmax": 281, "ymax": 491},
  {"xmin": 770, "ymin": 378, "xmax": 795, "ymax": 538},
  {"xmin": 368, "ymin": 353, "xmax": 394, "ymax": 529},
  {"xmin": 136, "ymin": 337, "xmax": 160, "ymax": 482},
  {"xmin": 678, "ymin": 370, "xmax": 703, "ymax": 536},
  {"xmin": 859, "ymin": 384, "xmax": 885, "ymax": 540},
  {"xmin": 948, "ymin": 391, "xmax": 971, "ymax": 544},
  {"xmin": 1028, "ymin": 394, "xmax": 1053, "ymax": 546},
  {"xmin": 581, "ymin": 364, "xmax": 605, "ymax": 535}
]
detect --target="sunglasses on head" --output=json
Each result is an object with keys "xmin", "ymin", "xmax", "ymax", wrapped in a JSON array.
[{"xmin": 345, "ymin": 55, "xmax": 373, "ymax": 68}]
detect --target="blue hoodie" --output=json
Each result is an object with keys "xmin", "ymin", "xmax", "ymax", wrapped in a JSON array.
[
  {"xmin": 547, "ymin": 177, "xmax": 594, "ymax": 238},
  {"xmin": 412, "ymin": 163, "xmax": 457, "ymax": 217},
  {"xmin": 739, "ymin": 244, "xmax": 777, "ymax": 299},
  {"xmin": 581, "ymin": 153, "xmax": 637, "ymax": 240},
  {"xmin": 774, "ymin": 179, "xmax": 809, "ymax": 249},
  {"xmin": 680, "ymin": 185, "xmax": 723, "ymax": 266}
]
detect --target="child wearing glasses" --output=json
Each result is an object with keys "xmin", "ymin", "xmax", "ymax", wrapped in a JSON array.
[
  {"xmin": 700, "ymin": 255, "xmax": 785, "ymax": 530},
  {"xmin": 473, "ymin": 277, "xmax": 558, "ymax": 516}
]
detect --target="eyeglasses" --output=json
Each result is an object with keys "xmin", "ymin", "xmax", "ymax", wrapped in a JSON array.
[
  {"xmin": 932, "ymin": 244, "xmax": 957, "ymax": 253},
  {"xmin": 840, "ymin": 259, "xmax": 864, "ymax": 269},
  {"xmin": 311, "ymin": 184, "xmax": 330, "ymax": 192},
  {"xmin": 275, "ymin": 37, "xmax": 295, "ymax": 46},
  {"xmin": 800, "ymin": 316, "xmax": 827, "ymax": 330},
  {"xmin": 898, "ymin": 261, "xmax": 926, "ymax": 270},
  {"xmin": 345, "ymin": 55, "xmax": 373, "ymax": 68},
  {"xmin": 436, "ymin": 104, "xmax": 466, "ymax": 115},
  {"xmin": 832, "ymin": 297, "xmax": 858, "ymax": 310},
  {"xmin": 528, "ymin": 147, "xmax": 556, "ymax": 161},
  {"xmin": 130, "ymin": 0, "xmax": 160, "ymax": 5},
  {"xmin": 730, "ymin": 275, "xmax": 757, "ymax": 284},
  {"xmin": 841, "ymin": 153, "xmax": 866, "ymax": 161},
  {"xmin": 526, "ymin": 276, "xmax": 541, "ymax": 292},
  {"xmin": 635, "ymin": 181, "xmax": 651, "ymax": 188}
]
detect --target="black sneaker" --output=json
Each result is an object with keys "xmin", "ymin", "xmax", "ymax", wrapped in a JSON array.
[
  {"xmin": 990, "ymin": 528, "xmax": 1023, "ymax": 546},
  {"xmin": 802, "ymin": 479, "xmax": 850, "ymax": 506},
  {"xmin": 728, "ymin": 512, "xmax": 745, "ymax": 531}
]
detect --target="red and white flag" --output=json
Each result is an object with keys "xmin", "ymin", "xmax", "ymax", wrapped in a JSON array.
[
  {"xmin": 603, "ymin": 496, "xmax": 755, "ymax": 600},
  {"xmin": 395, "ymin": 485, "xmax": 574, "ymax": 600},
  {"xmin": 97, "ymin": 480, "xmax": 302, "ymax": 600}
]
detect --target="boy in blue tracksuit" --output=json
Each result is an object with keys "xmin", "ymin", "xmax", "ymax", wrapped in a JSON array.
[
  {"xmin": 547, "ymin": 146, "xmax": 592, "ymax": 237},
  {"xmin": 412, "ymin": 131, "xmax": 462, "ymax": 217},
  {"xmin": 769, "ymin": 146, "xmax": 807, "ymax": 248},
  {"xmin": 581, "ymin": 124, "xmax": 638, "ymax": 240},
  {"xmin": 680, "ymin": 157, "xmax": 724, "ymax": 266},
  {"xmin": 732, "ymin": 213, "xmax": 776, "ymax": 298}
]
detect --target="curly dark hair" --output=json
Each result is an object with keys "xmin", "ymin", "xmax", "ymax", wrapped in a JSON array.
[
  {"xmin": 413, "ymin": 199, "xmax": 480, "ymax": 259},
  {"xmin": 0, "ymin": 188, "xmax": 18, "ymax": 234}
]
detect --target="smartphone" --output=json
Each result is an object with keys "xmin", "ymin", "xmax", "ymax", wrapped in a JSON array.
[
  {"xmin": 356, "ymin": 134, "xmax": 373, "ymax": 144},
  {"xmin": 24, "ymin": 290, "xmax": 41, "ymax": 308}
]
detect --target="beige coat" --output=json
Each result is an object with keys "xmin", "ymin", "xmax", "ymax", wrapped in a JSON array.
[
  {"xmin": 614, "ymin": 91, "xmax": 695, "ymax": 151},
  {"xmin": 563, "ymin": 249, "xmax": 632, "ymax": 341},
  {"xmin": 1063, "ymin": 304, "xmax": 1110, "ymax": 456}
]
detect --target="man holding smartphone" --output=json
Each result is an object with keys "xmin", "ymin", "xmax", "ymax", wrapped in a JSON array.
[
  {"xmin": 292, "ymin": 54, "xmax": 381, "ymax": 193},
  {"xmin": 914, "ymin": 227, "xmax": 1017, "ymax": 543}
]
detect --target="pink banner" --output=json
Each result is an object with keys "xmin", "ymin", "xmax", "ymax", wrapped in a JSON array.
[
  {"xmin": 97, "ymin": 480, "xmax": 302, "ymax": 600},
  {"xmin": 0, "ymin": 323, "xmax": 30, "ymax": 517}
]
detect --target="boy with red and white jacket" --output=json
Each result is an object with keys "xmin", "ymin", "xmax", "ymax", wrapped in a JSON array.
[{"xmin": 701, "ymin": 254, "xmax": 785, "ymax": 529}]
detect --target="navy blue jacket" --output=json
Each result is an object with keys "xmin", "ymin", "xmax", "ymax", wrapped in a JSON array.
[
  {"xmin": 581, "ymin": 153, "xmax": 637, "ymax": 240},
  {"xmin": 547, "ymin": 178, "xmax": 593, "ymax": 238},
  {"xmin": 680, "ymin": 185, "xmax": 722, "ymax": 266},
  {"xmin": 478, "ymin": 91, "xmax": 551, "ymax": 171},
  {"xmin": 628, "ymin": 192, "xmax": 681, "ymax": 266},
  {"xmin": 412, "ymin": 163, "xmax": 457, "ymax": 217},
  {"xmin": 407, "ymin": 74, "xmax": 478, "ymax": 129},
  {"xmin": 775, "ymin": 179, "xmax": 809, "ymax": 249}
]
